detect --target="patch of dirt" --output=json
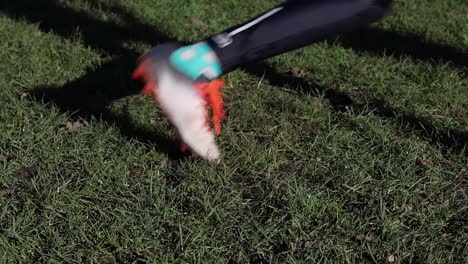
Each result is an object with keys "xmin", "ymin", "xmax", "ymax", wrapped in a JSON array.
[
  {"xmin": 452, "ymin": 168, "xmax": 467, "ymax": 182},
  {"xmin": 0, "ymin": 189, "xmax": 15, "ymax": 195},
  {"xmin": 452, "ymin": 105, "xmax": 467, "ymax": 119},
  {"xmin": 19, "ymin": 92, "xmax": 29, "ymax": 100},
  {"xmin": 158, "ymin": 158, "xmax": 170, "ymax": 169},
  {"xmin": 291, "ymin": 69, "xmax": 312, "ymax": 78},
  {"xmin": 13, "ymin": 164, "xmax": 38, "ymax": 183},
  {"xmin": 289, "ymin": 240, "xmax": 327, "ymax": 252},
  {"xmin": 0, "ymin": 164, "xmax": 38, "ymax": 196},
  {"xmin": 443, "ymin": 199, "xmax": 450, "ymax": 208},
  {"xmin": 366, "ymin": 232, "xmax": 377, "ymax": 242},
  {"xmin": 456, "ymin": 187, "xmax": 467, "ymax": 200},
  {"xmin": 355, "ymin": 234, "xmax": 365, "ymax": 241},
  {"xmin": 417, "ymin": 158, "xmax": 435, "ymax": 167},
  {"xmin": 59, "ymin": 118, "xmax": 89, "ymax": 133},
  {"xmin": 230, "ymin": 251, "xmax": 245, "ymax": 264},
  {"xmin": 187, "ymin": 17, "xmax": 209, "ymax": 31},
  {"xmin": 355, "ymin": 232, "xmax": 377, "ymax": 242},
  {"xmin": 388, "ymin": 254, "xmax": 398, "ymax": 263}
]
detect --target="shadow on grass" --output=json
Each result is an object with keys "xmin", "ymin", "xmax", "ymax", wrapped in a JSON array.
[
  {"xmin": 1, "ymin": 0, "xmax": 466, "ymax": 157},
  {"xmin": 0, "ymin": 0, "xmax": 188, "ymax": 159},
  {"xmin": 0, "ymin": 0, "xmax": 172, "ymax": 54},
  {"xmin": 30, "ymin": 55, "xmax": 186, "ymax": 159},
  {"xmin": 337, "ymin": 27, "xmax": 467, "ymax": 68},
  {"xmin": 244, "ymin": 63, "xmax": 467, "ymax": 155}
]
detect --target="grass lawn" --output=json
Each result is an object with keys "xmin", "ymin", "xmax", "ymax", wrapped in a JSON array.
[{"xmin": 0, "ymin": 0, "xmax": 467, "ymax": 262}]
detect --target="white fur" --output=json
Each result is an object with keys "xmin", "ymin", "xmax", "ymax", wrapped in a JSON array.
[{"xmin": 153, "ymin": 64, "xmax": 220, "ymax": 161}]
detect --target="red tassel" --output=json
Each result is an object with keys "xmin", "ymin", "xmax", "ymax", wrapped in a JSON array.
[
  {"xmin": 141, "ymin": 82, "xmax": 157, "ymax": 96},
  {"xmin": 132, "ymin": 62, "xmax": 146, "ymax": 79},
  {"xmin": 194, "ymin": 79, "xmax": 226, "ymax": 135}
]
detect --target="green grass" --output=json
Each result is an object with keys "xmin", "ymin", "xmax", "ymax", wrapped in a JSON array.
[{"xmin": 0, "ymin": 0, "xmax": 467, "ymax": 263}]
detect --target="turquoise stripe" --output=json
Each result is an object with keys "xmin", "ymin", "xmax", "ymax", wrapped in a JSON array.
[{"xmin": 169, "ymin": 42, "xmax": 222, "ymax": 80}]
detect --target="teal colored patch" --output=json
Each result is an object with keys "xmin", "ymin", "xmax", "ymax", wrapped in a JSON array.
[{"xmin": 169, "ymin": 42, "xmax": 222, "ymax": 80}]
